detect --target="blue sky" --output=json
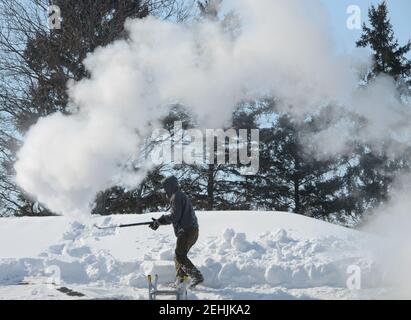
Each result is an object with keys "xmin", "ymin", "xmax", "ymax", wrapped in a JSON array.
[{"xmin": 321, "ymin": 0, "xmax": 411, "ymax": 54}]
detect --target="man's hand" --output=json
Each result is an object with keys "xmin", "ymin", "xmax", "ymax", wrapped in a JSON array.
[{"xmin": 149, "ymin": 218, "xmax": 160, "ymax": 231}]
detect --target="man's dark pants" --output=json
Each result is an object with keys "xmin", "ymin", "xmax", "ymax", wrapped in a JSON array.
[{"xmin": 175, "ymin": 227, "xmax": 202, "ymax": 281}]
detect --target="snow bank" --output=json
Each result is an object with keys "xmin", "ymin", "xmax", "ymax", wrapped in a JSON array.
[
  {"xmin": 197, "ymin": 228, "xmax": 376, "ymax": 289},
  {"xmin": 0, "ymin": 211, "xmax": 383, "ymax": 299}
]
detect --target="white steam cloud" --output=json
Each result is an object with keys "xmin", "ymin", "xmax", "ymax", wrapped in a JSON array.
[
  {"xmin": 308, "ymin": 75, "xmax": 411, "ymax": 158},
  {"xmin": 361, "ymin": 175, "xmax": 411, "ymax": 298},
  {"xmin": 16, "ymin": 0, "xmax": 362, "ymax": 216},
  {"xmin": 13, "ymin": 0, "xmax": 410, "ymax": 211}
]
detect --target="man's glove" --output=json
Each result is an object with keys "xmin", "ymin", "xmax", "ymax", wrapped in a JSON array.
[{"xmin": 149, "ymin": 218, "xmax": 160, "ymax": 231}]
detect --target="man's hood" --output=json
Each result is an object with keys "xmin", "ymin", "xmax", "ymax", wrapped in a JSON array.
[{"xmin": 162, "ymin": 176, "xmax": 179, "ymax": 198}]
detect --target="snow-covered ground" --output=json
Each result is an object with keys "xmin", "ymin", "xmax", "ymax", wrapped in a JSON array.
[{"xmin": 0, "ymin": 211, "xmax": 388, "ymax": 300}]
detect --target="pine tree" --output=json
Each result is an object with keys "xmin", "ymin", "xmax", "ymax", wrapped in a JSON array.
[
  {"xmin": 92, "ymin": 170, "xmax": 168, "ymax": 215},
  {"xmin": 356, "ymin": 1, "xmax": 411, "ymax": 84},
  {"xmin": 352, "ymin": 1, "xmax": 411, "ymax": 223},
  {"xmin": 254, "ymin": 113, "xmax": 348, "ymax": 218}
]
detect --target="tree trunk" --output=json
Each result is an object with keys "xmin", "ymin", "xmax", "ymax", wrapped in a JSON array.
[
  {"xmin": 294, "ymin": 156, "xmax": 301, "ymax": 214},
  {"xmin": 135, "ymin": 187, "xmax": 143, "ymax": 214},
  {"xmin": 207, "ymin": 164, "xmax": 215, "ymax": 210},
  {"xmin": 294, "ymin": 179, "xmax": 300, "ymax": 214}
]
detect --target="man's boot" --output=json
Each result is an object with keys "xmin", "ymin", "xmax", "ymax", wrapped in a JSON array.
[{"xmin": 190, "ymin": 271, "xmax": 204, "ymax": 288}]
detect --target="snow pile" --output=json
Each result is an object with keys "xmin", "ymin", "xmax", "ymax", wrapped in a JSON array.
[
  {"xmin": 198, "ymin": 228, "xmax": 377, "ymax": 289},
  {"xmin": 0, "ymin": 211, "xmax": 387, "ymax": 299},
  {"xmin": 0, "ymin": 223, "xmax": 134, "ymax": 286},
  {"xmin": 0, "ymin": 221, "xmax": 376, "ymax": 290}
]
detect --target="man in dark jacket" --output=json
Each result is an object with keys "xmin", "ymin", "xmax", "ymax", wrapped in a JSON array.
[{"xmin": 149, "ymin": 176, "xmax": 204, "ymax": 287}]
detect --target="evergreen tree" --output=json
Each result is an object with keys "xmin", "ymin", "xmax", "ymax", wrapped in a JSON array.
[
  {"xmin": 356, "ymin": 1, "xmax": 411, "ymax": 84},
  {"xmin": 92, "ymin": 170, "xmax": 168, "ymax": 215},
  {"xmin": 254, "ymin": 112, "xmax": 348, "ymax": 218},
  {"xmin": 352, "ymin": 1, "xmax": 411, "ymax": 223}
]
